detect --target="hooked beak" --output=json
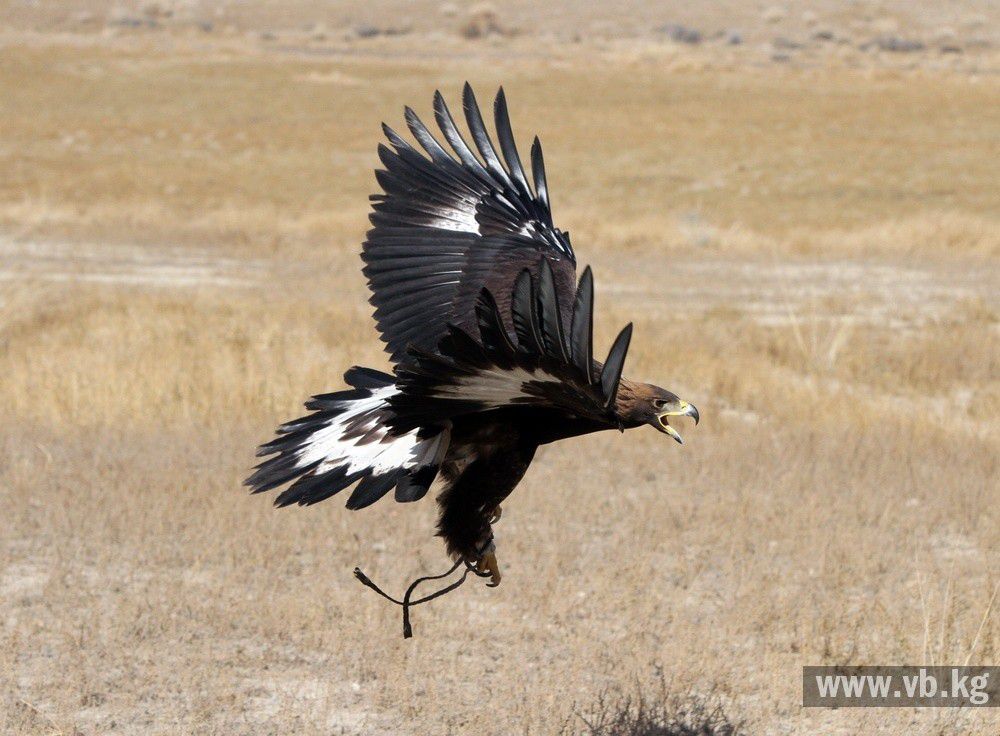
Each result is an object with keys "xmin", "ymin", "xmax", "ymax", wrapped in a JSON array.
[{"xmin": 653, "ymin": 401, "xmax": 700, "ymax": 444}]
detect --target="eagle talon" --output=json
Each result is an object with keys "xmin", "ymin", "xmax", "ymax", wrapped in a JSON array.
[
  {"xmin": 489, "ymin": 506, "xmax": 503, "ymax": 524},
  {"xmin": 475, "ymin": 549, "xmax": 502, "ymax": 587}
]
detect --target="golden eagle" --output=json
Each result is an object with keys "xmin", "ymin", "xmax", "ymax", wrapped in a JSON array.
[{"xmin": 247, "ymin": 85, "xmax": 698, "ymax": 596}]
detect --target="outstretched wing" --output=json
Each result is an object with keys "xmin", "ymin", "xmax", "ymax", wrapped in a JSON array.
[
  {"xmin": 363, "ymin": 84, "xmax": 577, "ymax": 367},
  {"xmin": 391, "ymin": 262, "xmax": 633, "ymax": 428}
]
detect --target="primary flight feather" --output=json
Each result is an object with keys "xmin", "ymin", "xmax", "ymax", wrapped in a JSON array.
[{"xmin": 247, "ymin": 84, "xmax": 699, "ymax": 589}]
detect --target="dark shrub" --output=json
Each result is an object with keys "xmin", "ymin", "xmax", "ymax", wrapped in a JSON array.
[{"xmin": 561, "ymin": 680, "xmax": 742, "ymax": 736}]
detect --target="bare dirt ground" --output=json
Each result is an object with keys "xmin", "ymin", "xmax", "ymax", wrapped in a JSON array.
[{"xmin": 1, "ymin": 2, "xmax": 998, "ymax": 735}]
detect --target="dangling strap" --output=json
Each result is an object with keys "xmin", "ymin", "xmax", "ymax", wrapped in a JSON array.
[{"xmin": 353, "ymin": 538, "xmax": 493, "ymax": 638}]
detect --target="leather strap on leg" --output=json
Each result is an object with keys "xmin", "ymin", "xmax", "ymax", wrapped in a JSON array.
[{"xmin": 353, "ymin": 536, "xmax": 494, "ymax": 638}]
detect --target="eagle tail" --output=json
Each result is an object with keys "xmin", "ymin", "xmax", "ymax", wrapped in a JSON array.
[{"xmin": 245, "ymin": 366, "xmax": 449, "ymax": 509}]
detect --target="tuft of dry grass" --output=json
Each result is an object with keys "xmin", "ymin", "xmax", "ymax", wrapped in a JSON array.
[
  {"xmin": 1, "ymin": 18, "xmax": 998, "ymax": 736},
  {"xmin": 561, "ymin": 678, "xmax": 742, "ymax": 736}
]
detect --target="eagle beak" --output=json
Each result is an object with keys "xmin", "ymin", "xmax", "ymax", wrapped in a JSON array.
[{"xmin": 654, "ymin": 401, "xmax": 700, "ymax": 444}]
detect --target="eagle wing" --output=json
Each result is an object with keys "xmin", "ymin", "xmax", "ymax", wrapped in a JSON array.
[
  {"xmin": 391, "ymin": 261, "xmax": 633, "ymax": 428},
  {"xmin": 363, "ymin": 84, "xmax": 577, "ymax": 367}
]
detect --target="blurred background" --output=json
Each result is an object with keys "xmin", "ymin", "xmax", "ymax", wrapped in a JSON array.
[{"xmin": 1, "ymin": 2, "xmax": 997, "ymax": 734}]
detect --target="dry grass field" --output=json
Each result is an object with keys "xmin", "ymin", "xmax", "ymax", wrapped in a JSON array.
[{"xmin": 1, "ymin": 3, "xmax": 998, "ymax": 734}]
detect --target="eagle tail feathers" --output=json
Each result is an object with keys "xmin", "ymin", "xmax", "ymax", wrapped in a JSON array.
[{"xmin": 246, "ymin": 370, "xmax": 448, "ymax": 509}]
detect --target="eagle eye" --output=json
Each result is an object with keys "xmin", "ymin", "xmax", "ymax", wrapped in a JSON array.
[{"xmin": 652, "ymin": 399, "xmax": 666, "ymax": 410}]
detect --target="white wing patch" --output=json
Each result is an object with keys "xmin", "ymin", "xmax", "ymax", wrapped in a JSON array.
[
  {"xmin": 427, "ymin": 204, "xmax": 480, "ymax": 233},
  {"xmin": 428, "ymin": 366, "xmax": 561, "ymax": 408}
]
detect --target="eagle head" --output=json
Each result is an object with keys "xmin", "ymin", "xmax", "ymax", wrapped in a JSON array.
[{"xmin": 615, "ymin": 381, "xmax": 699, "ymax": 444}]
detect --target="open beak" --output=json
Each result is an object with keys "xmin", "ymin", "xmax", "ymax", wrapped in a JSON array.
[{"xmin": 654, "ymin": 401, "xmax": 700, "ymax": 444}]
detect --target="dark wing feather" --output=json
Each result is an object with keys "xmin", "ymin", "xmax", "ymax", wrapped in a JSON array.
[
  {"xmin": 570, "ymin": 267, "xmax": 595, "ymax": 381},
  {"xmin": 536, "ymin": 259, "xmax": 569, "ymax": 362},
  {"xmin": 511, "ymin": 268, "xmax": 543, "ymax": 355},
  {"xmin": 462, "ymin": 83, "xmax": 519, "ymax": 199},
  {"xmin": 493, "ymin": 87, "xmax": 533, "ymax": 200},
  {"xmin": 474, "ymin": 288, "xmax": 518, "ymax": 357},
  {"xmin": 433, "ymin": 90, "xmax": 491, "ymax": 181},
  {"xmin": 530, "ymin": 137, "xmax": 550, "ymax": 220},
  {"xmin": 600, "ymin": 323, "xmax": 633, "ymax": 409},
  {"xmin": 363, "ymin": 85, "xmax": 575, "ymax": 367},
  {"xmin": 404, "ymin": 106, "xmax": 454, "ymax": 165}
]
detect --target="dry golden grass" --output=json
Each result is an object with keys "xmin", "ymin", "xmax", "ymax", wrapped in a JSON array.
[{"xmin": 1, "ymin": 23, "xmax": 998, "ymax": 736}]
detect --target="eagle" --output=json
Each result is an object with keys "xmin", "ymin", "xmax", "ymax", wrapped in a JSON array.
[{"xmin": 247, "ymin": 84, "xmax": 699, "ymax": 593}]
